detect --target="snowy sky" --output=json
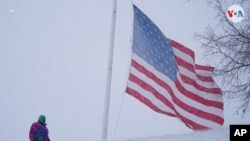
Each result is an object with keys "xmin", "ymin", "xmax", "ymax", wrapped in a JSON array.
[{"xmin": 0, "ymin": 0, "xmax": 249, "ymax": 141}]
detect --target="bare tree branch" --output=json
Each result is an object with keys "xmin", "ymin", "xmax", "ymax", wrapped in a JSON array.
[{"xmin": 195, "ymin": 0, "xmax": 250, "ymax": 115}]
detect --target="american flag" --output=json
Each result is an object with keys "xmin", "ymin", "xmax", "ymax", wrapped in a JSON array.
[{"xmin": 126, "ymin": 5, "xmax": 224, "ymax": 130}]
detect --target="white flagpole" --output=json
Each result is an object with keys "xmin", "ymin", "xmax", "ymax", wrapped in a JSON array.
[{"xmin": 101, "ymin": 0, "xmax": 118, "ymax": 141}]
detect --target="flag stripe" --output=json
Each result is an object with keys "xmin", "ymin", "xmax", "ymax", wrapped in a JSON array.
[
  {"xmin": 127, "ymin": 79, "xmax": 219, "ymax": 129},
  {"xmin": 195, "ymin": 64, "xmax": 215, "ymax": 72},
  {"xmin": 132, "ymin": 55, "xmax": 223, "ymax": 104},
  {"xmin": 130, "ymin": 56, "xmax": 223, "ymax": 117},
  {"xmin": 128, "ymin": 70, "xmax": 223, "ymax": 125},
  {"xmin": 128, "ymin": 55, "xmax": 224, "ymax": 128},
  {"xmin": 127, "ymin": 60, "xmax": 223, "ymax": 128}
]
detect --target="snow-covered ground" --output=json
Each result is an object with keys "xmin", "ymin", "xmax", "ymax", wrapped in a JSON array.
[{"xmin": 120, "ymin": 127, "xmax": 229, "ymax": 141}]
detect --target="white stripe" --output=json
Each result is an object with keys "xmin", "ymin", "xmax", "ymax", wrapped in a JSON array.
[
  {"xmin": 195, "ymin": 69, "xmax": 214, "ymax": 76},
  {"xmin": 172, "ymin": 46, "xmax": 194, "ymax": 65}
]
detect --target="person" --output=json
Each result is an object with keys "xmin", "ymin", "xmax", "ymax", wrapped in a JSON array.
[{"xmin": 29, "ymin": 115, "xmax": 51, "ymax": 141}]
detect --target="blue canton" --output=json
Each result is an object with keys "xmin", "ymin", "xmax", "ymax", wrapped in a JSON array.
[{"xmin": 132, "ymin": 5, "xmax": 177, "ymax": 81}]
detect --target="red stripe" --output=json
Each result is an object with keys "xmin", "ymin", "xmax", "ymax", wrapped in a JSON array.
[
  {"xmin": 131, "ymin": 59, "xmax": 224, "ymax": 125},
  {"xmin": 180, "ymin": 116, "xmax": 209, "ymax": 130},
  {"xmin": 197, "ymin": 75, "xmax": 215, "ymax": 82},
  {"xmin": 179, "ymin": 74, "xmax": 222, "ymax": 94},
  {"xmin": 171, "ymin": 40, "xmax": 195, "ymax": 61},
  {"xmin": 195, "ymin": 64, "xmax": 214, "ymax": 72},
  {"xmin": 175, "ymin": 56, "xmax": 195, "ymax": 73}
]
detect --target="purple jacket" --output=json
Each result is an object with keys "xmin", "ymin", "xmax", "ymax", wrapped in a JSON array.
[{"xmin": 29, "ymin": 121, "xmax": 50, "ymax": 141}]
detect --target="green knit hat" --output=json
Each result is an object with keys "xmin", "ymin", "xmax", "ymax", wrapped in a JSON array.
[{"xmin": 38, "ymin": 115, "xmax": 46, "ymax": 123}]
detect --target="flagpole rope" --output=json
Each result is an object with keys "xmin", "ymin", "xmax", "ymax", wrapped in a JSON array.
[
  {"xmin": 124, "ymin": 0, "xmax": 134, "ymax": 89},
  {"xmin": 111, "ymin": 92, "xmax": 126, "ymax": 141}
]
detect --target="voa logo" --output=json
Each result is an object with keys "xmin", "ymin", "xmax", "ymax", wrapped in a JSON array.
[{"xmin": 226, "ymin": 5, "xmax": 244, "ymax": 23}]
